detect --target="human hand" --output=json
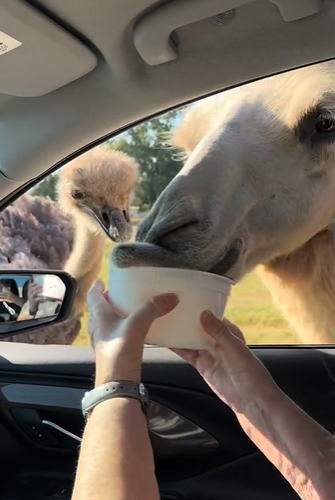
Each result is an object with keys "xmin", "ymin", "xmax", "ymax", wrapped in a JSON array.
[
  {"xmin": 28, "ymin": 283, "xmax": 43, "ymax": 311},
  {"xmin": 87, "ymin": 280, "xmax": 179, "ymax": 386},
  {"xmin": 171, "ymin": 312, "xmax": 279, "ymax": 414}
]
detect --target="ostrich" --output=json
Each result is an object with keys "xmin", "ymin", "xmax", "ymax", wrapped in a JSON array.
[
  {"xmin": 0, "ymin": 146, "xmax": 138, "ymax": 344},
  {"xmin": 112, "ymin": 59, "xmax": 335, "ymax": 346}
]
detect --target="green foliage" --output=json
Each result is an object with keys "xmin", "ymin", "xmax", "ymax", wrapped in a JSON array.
[
  {"xmin": 32, "ymin": 173, "xmax": 59, "ymax": 202},
  {"xmin": 109, "ymin": 109, "xmax": 184, "ymax": 210}
]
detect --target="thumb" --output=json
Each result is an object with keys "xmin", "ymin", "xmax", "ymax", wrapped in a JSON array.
[
  {"xmin": 201, "ymin": 310, "xmax": 228, "ymax": 342},
  {"xmin": 201, "ymin": 311, "xmax": 246, "ymax": 345},
  {"xmin": 127, "ymin": 293, "xmax": 179, "ymax": 340}
]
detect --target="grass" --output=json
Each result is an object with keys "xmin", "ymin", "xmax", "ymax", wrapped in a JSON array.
[{"xmin": 73, "ymin": 241, "xmax": 299, "ymax": 346}]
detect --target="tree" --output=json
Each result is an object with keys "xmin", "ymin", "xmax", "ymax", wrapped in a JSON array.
[
  {"xmin": 31, "ymin": 173, "xmax": 59, "ymax": 202},
  {"xmin": 109, "ymin": 109, "xmax": 184, "ymax": 210}
]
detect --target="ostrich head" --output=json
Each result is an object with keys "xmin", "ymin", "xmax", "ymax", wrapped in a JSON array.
[
  {"xmin": 112, "ymin": 61, "xmax": 335, "ymax": 279},
  {"xmin": 59, "ymin": 147, "xmax": 139, "ymax": 242}
]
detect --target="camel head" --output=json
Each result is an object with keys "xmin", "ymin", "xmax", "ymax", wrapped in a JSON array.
[
  {"xmin": 112, "ymin": 61, "xmax": 335, "ymax": 280},
  {"xmin": 59, "ymin": 147, "xmax": 139, "ymax": 242}
]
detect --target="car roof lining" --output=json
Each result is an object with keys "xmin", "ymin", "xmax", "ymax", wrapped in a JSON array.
[
  {"xmin": 0, "ymin": 0, "xmax": 98, "ymax": 97},
  {"xmin": 0, "ymin": 0, "xmax": 335, "ymax": 204}
]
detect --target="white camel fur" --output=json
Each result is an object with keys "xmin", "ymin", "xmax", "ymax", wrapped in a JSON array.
[{"xmin": 112, "ymin": 60, "xmax": 335, "ymax": 345}]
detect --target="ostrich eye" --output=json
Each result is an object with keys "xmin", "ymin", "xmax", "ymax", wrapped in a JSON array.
[
  {"xmin": 315, "ymin": 112, "xmax": 335, "ymax": 134},
  {"xmin": 71, "ymin": 189, "xmax": 85, "ymax": 200}
]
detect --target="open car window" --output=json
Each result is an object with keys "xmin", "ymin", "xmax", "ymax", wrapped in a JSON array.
[{"xmin": 1, "ymin": 59, "xmax": 334, "ymax": 347}]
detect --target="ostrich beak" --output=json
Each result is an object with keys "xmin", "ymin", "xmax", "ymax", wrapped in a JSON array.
[
  {"xmin": 99, "ymin": 210, "xmax": 121, "ymax": 242},
  {"xmin": 88, "ymin": 208, "xmax": 126, "ymax": 242},
  {"xmin": 84, "ymin": 206, "xmax": 132, "ymax": 242}
]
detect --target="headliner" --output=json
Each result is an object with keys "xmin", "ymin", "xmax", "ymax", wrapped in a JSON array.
[{"xmin": 1, "ymin": 0, "xmax": 335, "ymax": 206}]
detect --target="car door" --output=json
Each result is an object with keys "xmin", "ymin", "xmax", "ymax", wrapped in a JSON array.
[{"xmin": 1, "ymin": 344, "xmax": 335, "ymax": 500}]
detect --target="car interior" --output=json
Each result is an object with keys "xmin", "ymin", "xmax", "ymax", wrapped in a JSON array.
[{"xmin": 1, "ymin": 1, "xmax": 335, "ymax": 499}]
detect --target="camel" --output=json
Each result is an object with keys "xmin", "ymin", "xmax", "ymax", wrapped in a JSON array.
[
  {"xmin": 1, "ymin": 146, "xmax": 138, "ymax": 344},
  {"xmin": 112, "ymin": 59, "xmax": 335, "ymax": 346}
]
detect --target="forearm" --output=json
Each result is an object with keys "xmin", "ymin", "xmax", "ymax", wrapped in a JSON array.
[
  {"xmin": 237, "ymin": 388, "xmax": 335, "ymax": 500},
  {"xmin": 10, "ymin": 296, "xmax": 25, "ymax": 307},
  {"xmin": 71, "ymin": 398, "xmax": 159, "ymax": 500}
]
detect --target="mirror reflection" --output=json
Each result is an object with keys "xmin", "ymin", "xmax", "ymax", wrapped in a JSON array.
[{"xmin": 0, "ymin": 273, "xmax": 66, "ymax": 324}]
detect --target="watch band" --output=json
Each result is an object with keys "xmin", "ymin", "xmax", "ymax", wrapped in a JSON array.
[{"xmin": 81, "ymin": 381, "xmax": 149, "ymax": 419}]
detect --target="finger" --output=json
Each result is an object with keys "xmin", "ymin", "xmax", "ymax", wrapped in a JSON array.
[
  {"xmin": 102, "ymin": 290, "xmax": 128, "ymax": 319},
  {"xmin": 201, "ymin": 311, "xmax": 228, "ymax": 342},
  {"xmin": 126, "ymin": 293, "xmax": 179, "ymax": 340},
  {"xmin": 87, "ymin": 280, "xmax": 108, "ymax": 311},
  {"xmin": 87, "ymin": 280, "xmax": 118, "ymax": 321},
  {"xmin": 88, "ymin": 279, "xmax": 105, "ymax": 297},
  {"xmin": 201, "ymin": 311, "xmax": 254, "ymax": 365},
  {"xmin": 201, "ymin": 311, "xmax": 246, "ymax": 348},
  {"xmin": 222, "ymin": 318, "xmax": 246, "ymax": 344},
  {"xmin": 169, "ymin": 347, "xmax": 199, "ymax": 366}
]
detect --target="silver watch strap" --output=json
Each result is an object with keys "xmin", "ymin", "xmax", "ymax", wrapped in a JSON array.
[{"xmin": 82, "ymin": 381, "xmax": 149, "ymax": 418}]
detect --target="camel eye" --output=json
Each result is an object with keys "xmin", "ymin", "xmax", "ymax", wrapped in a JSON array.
[
  {"xmin": 71, "ymin": 189, "xmax": 85, "ymax": 200},
  {"xmin": 315, "ymin": 113, "xmax": 335, "ymax": 134}
]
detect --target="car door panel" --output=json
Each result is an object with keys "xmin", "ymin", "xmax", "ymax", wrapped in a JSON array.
[{"xmin": 0, "ymin": 344, "xmax": 334, "ymax": 499}]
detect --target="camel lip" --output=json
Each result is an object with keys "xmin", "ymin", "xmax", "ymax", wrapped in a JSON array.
[
  {"xmin": 148, "ymin": 220, "xmax": 200, "ymax": 249},
  {"xmin": 138, "ymin": 213, "xmax": 200, "ymax": 245},
  {"xmin": 208, "ymin": 238, "xmax": 244, "ymax": 278},
  {"xmin": 112, "ymin": 237, "xmax": 243, "ymax": 280}
]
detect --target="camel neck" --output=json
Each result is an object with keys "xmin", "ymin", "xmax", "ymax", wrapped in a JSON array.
[{"xmin": 258, "ymin": 228, "xmax": 335, "ymax": 345}]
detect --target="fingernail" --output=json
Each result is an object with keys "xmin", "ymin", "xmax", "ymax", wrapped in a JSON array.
[
  {"xmin": 201, "ymin": 310, "xmax": 215, "ymax": 326},
  {"xmin": 89, "ymin": 280, "xmax": 103, "ymax": 295},
  {"xmin": 203, "ymin": 310, "xmax": 214, "ymax": 320},
  {"xmin": 95, "ymin": 280, "xmax": 104, "ymax": 290},
  {"xmin": 152, "ymin": 293, "xmax": 179, "ymax": 311}
]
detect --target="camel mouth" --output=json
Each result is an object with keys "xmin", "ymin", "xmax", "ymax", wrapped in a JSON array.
[
  {"xmin": 209, "ymin": 238, "xmax": 243, "ymax": 278},
  {"xmin": 112, "ymin": 232, "xmax": 244, "ymax": 282},
  {"xmin": 152, "ymin": 220, "xmax": 200, "ymax": 249}
]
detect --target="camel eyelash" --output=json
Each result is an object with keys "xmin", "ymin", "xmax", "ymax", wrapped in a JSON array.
[{"xmin": 295, "ymin": 106, "xmax": 335, "ymax": 146}]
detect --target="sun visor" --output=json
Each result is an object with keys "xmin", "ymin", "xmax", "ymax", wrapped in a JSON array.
[
  {"xmin": 133, "ymin": 0, "xmax": 324, "ymax": 66},
  {"xmin": 0, "ymin": 0, "xmax": 97, "ymax": 97}
]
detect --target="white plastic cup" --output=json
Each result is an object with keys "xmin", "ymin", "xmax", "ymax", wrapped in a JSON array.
[{"xmin": 108, "ymin": 265, "xmax": 234, "ymax": 350}]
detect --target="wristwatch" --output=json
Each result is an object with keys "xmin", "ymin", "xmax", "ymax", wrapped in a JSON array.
[{"xmin": 81, "ymin": 381, "xmax": 150, "ymax": 419}]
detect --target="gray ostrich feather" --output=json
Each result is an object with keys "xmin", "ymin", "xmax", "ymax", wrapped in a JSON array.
[{"xmin": 0, "ymin": 194, "xmax": 81, "ymax": 345}]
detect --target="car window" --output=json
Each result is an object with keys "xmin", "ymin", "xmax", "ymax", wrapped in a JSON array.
[{"xmin": 1, "ymin": 60, "xmax": 333, "ymax": 346}]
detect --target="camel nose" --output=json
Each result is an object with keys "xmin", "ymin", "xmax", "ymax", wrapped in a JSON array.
[{"xmin": 136, "ymin": 195, "xmax": 196, "ymax": 245}]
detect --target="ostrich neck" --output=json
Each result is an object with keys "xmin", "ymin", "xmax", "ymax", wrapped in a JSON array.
[
  {"xmin": 257, "ymin": 229, "xmax": 335, "ymax": 345},
  {"xmin": 64, "ymin": 221, "xmax": 106, "ymax": 317}
]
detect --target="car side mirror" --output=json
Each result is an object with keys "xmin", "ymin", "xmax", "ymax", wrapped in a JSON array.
[{"xmin": 0, "ymin": 270, "xmax": 76, "ymax": 339}]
